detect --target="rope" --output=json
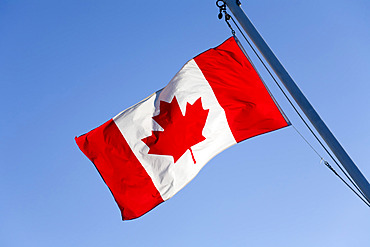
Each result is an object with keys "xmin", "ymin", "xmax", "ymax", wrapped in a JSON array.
[
  {"xmin": 217, "ymin": 1, "xmax": 370, "ymax": 207},
  {"xmin": 292, "ymin": 125, "xmax": 322, "ymax": 159}
]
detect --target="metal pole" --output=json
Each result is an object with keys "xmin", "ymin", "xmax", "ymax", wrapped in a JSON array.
[{"xmin": 223, "ymin": 0, "xmax": 370, "ymax": 203}]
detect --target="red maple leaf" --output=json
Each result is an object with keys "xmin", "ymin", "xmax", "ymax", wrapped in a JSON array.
[{"xmin": 142, "ymin": 96, "xmax": 209, "ymax": 164}]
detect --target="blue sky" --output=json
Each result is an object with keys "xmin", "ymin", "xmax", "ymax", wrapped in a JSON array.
[{"xmin": 1, "ymin": 1, "xmax": 369, "ymax": 246}]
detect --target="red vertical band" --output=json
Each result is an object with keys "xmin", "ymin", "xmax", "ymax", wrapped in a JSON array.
[
  {"xmin": 194, "ymin": 37, "xmax": 289, "ymax": 142},
  {"xmin": 75, "ymin": 120, "xmax": 164, "ymax": 220}
]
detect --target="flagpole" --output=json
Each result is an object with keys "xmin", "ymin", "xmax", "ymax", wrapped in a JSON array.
[{"xmin": 223, "ymin": 0, "xmax": 370, "ymax": 203}]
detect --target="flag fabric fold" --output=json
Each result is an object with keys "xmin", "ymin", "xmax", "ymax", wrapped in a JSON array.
[{"xmin": 75, "ymin": 37, "xmax": 290, "ymax": 220}]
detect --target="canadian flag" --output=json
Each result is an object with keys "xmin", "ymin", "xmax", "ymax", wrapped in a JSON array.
[{"xmin": 75, "ymin": 37, "xmax": 290, "ymax": 220}]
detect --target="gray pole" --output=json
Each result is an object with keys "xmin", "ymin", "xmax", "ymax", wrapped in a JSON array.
[{"xmin": 223, "ymin": 0, "xmax": 370, "ymax": 203}]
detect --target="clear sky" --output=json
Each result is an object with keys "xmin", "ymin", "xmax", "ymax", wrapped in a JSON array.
[{"xmin": 1, "ymin": 1, "xmax": 369, "ymax": 246}]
